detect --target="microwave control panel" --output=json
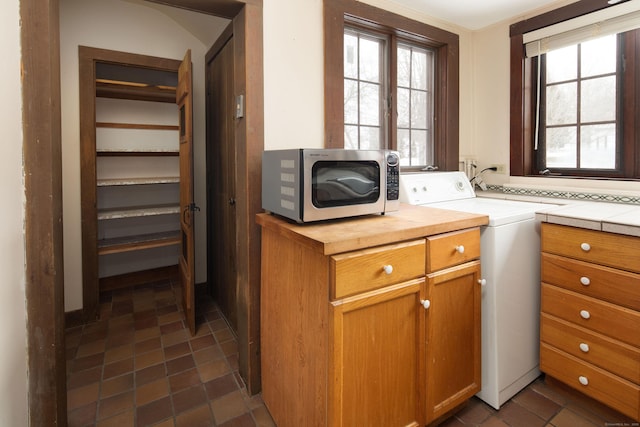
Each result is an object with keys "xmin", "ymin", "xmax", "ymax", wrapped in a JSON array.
[{"xmin": 386, "ymin": 151, "xmax": 400, "ymax": 201}]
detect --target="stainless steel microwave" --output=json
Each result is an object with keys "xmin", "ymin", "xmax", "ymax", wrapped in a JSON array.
[{"xmin": 261, "ymin": 149, "xmax": 400, "ymax": 223}]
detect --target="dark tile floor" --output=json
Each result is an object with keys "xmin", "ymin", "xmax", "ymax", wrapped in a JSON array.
[{"xmin": 66, "ymin": 278, "xmax": 637, "ymax": 426}]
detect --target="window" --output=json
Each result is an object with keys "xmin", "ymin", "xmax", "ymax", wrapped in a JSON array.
[
  {"xmin": 539, "ymin": 34, "xmax": 619, "ymax": 171},
  {"xmin": 511, "ymin": 3, "xmax": 640, "ymax": 179},
  {"xmin": 324, "ymin": 0, "xmax": 459, "ymax": 171},
  {"xmin": 343, "ymin": 29, "xmax": 388, "ymax": 150}
]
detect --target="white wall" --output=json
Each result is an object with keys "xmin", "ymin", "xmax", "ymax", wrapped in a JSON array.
[
  {"xmin": 262, "ymin": 0, "xmax": 474, "ymax": 153},
  {"xmin": 0, "ymin": 0, "xmax": 28, "ymax": 425},
  {"xmin": 60, "ymin": 0, "xmax": 227, "ymax": 311}
]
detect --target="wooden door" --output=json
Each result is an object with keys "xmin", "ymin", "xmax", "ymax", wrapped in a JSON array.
[
  {"xmin": 177, "ymin": 49, "xmax": 196, "ymax": 335},
  {"xmin": 330, "ymin": 278, "xmax": 425, "ymax": 427},
  {"xmin": 207, "ymin": 35, "xmax": 238, "ymax": 330},
  {"xmin": 424, "ymin": 261, "xmax": 482, "ymax": 424}
]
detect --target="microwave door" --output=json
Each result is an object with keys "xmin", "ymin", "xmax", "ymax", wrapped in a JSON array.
[{"xmin": 314, "ymin": 169, "xmax": 379, "ymax": 206}]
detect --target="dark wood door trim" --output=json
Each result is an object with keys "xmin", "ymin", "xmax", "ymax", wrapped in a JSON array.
[{"xmin": 21, "ymin": 0, "xmax": 66, "ymax": 425}]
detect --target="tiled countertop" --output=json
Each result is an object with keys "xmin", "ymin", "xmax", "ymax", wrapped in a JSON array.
[
  {"xmin": 535, "ymin": 202, "xmax": 640, "ymax": 237},
  {"xmin": 476, "ymin": 191, "xmax": 640, "ymax": 237}
]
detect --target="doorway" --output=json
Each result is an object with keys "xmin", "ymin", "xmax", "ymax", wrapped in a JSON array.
[{"xmin": 21, "ymin": 0, "xmax": 264, "ymax": 424}]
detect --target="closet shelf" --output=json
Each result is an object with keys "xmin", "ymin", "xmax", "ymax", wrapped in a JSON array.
[
  {"xmin": 98, "ymin": 230, "xmax": 180, "ymax": 255},
  {"xmin": 97, "ymin": 177, "xmax": 180, "ymax": 186},
  {"xmin": 96, "ymin": 78, "xmax": 176, "ymax": 103},
  {"xmin": 97, "ymin": 150, "xmax": 179, "ymax": 157},
  {"xmin": 98, "ymin": 204, "xmax": 180, "ymax": 220}
]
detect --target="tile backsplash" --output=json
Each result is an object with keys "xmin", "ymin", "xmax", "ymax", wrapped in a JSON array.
[{"xmin": 487, "ymin": 184, "xmax": 640, "ymax": 205}]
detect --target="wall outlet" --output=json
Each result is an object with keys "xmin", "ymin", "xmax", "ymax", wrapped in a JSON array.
[{"xmin": 491, "ymin": 164, "xmax": 506, "ymax": 174}]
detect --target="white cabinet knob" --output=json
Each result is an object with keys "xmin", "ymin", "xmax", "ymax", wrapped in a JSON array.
[
  {"xmin": 478, "ymin": 279, "xmax": 487, "ymax": 286},
  {"xmin": 383, "ymin": 265, "xmax": 393, "ymax": 275},
  {"xmin": 579, "ymin": 343, "xmax": 590, "ymax": 353},
  {"xmin": 420, "ymin": 299, "xmax": 431, "ymax": 309},
  {"xmin": 580, "ymin": 310, "xmax": 591, "ymax": 320},
  {"xmin": 578, "ymin": 376, "xmax": 589, "ymax": 386},
  {"xmin": 580, "ymin": 276, "xmax": 591, "ymax": 286},
  {"xmin": 580, "ymin": 242, "xmax": 591, "ymax": 252},
  {"xmin": 455, "ymin": 245, "xmax": 465, "ymax": 254}
]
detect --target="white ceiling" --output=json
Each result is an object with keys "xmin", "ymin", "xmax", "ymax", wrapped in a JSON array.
[{"xmin": 390, "ymin": 0, "xmax": 564, "ymax": 30}]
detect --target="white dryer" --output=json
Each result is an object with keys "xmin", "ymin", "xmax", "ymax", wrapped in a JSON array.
[{"xmin": 399, "ymin": 172, "xmax": 556, "ymax": 409}]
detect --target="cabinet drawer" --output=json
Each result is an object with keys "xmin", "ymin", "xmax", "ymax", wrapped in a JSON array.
[
  {"xmin": 541, "ymin": 343, "xmax": 640, "ymax": 420},
  {"xmin": 541, "ymin": 313, "xmax": 640, "ymax": 384},
  {"xmin": 426, "ymin": 228, "xmax": 480, "ymax": 273},
  {"xmin": 542, "ymin": 223, "xmax": 640, "ymax": 274},
  {"xmin": 541, "ymin": 283, "xmax": 640, "ymax": 347},
  {"xmin": 541, "ymin": 253, "xmax": 640, "ymax": 311},
  {"xmin": 331, "ymin": 239, "xmax": 425, "ymax": 299}
]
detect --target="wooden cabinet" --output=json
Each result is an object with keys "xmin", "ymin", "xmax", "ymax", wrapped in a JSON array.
[
  {"xmin": 258, "ymin": 208, "xmax": 486, "ymax": 427},
  {"xmin": 540, "ymin": 223, "xmax": 640, "ymax": 421}
]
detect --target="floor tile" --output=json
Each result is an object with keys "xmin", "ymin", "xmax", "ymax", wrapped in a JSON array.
[
  {"xmin": 136, "ymin": 378, "xmax": 169, "ymax": 407},
  {"xmin": 174, "ymin": 404, "xmax": 214, "ymax": 427},
  {"xmin": 68, "ymin": 279, "xmax": 633, "ymax": 427},
  {"xmin": 211, "ymin": 390, "xmax": 249, "ymax": 424}
]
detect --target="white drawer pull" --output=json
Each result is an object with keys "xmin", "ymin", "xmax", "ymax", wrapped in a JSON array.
[
  {"xmin": 579, "ymin": 343, "xmax": 590, "ymax": 353},
  {"xmin": 578, "ymin": 376, "xmax": 589, "ymax": 386},
  {"xmin": 382, "ymin": 265, "xmax": 393, "ymax": 275},
  {"xmin": 580, "ymin": 310, "xmax": 591, "ymax": 320},
  {"xmin": 580, "ymin": 242, "xmax": 591, "ymax": 252},
  {"xmin": 420, "ymin": 299, "xmax": 431, "ymax": 310},
  {"xmin": 478, "ymin": 279, "xmax": 487, "ymax": 286},
  {"xmin": 580, "ymin": 276, "xmax": 591, "ymax": 286},
  {"xmin": 455, "ymin": 245, "xmax": 465, "ymax": 254}
]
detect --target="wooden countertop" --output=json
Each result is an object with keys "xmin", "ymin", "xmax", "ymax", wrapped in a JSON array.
[{"xmin": 256, "ymin": 203, "xmax": 489, "ymax": 255}]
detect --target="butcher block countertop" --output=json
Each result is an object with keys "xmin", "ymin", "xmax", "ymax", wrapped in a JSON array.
[{"xmin": 256, "ymin": 203, "xmax": 489, "ymax": 255}]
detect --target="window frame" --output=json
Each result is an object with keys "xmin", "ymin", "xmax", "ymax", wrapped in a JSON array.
[
  {"xmin": 510, "ymin": 0, "xmax": 640, "ymax": 179},
  {"xmin": 324, "ymin": 0, "xmax": 460, "ymax": 171}
]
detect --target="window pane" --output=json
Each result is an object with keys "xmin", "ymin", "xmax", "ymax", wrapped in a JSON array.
[
  {"xmin": 344, "ymin": 125, "xmax": 359, "ymax": 149},
  {"xmin": 581, "ymin": 76, "xmax": 616, "ymax": 122},
  {"xmin": 546, "ymin": 82, "xmax": 577, "ymax": 125},
  {"xmin": 397, "ymin": 129, "xmax": 410, "ymax": 166},
  {"xmin": 344, "ymin": 33, "xmax": 358, "ymax": 79},
  {"xmin": 411, "ymin": 50, "xmax": 428, "ymax": 90},
  {"xmin": 360, "ymin": 126, "xmax": 381, "ymax": 149},
  {"xmin": 411, "ymin": 90, "xmax": 428, "ymax": 128},
  {"xmin": 546, "ymin": 126, "xmax": 577, "ymax": 168},
  {"xmin": 581, "ymin": 34, "xmax": 617, "ymax": 78},
  {"xmin": 397, "ymin": 46, "xmax": 411, "ymax": 88},
  {"xmin": 397, "ymin": 87, "xmax": 410, "ymax": 128},
  {"xmin": 344, "ymin": 79, "xmax": 358, "ymax": 124},
  {"xmin": 397, "ymin": 43, "xmax": 435, "ymax": 167},
  {"xmin": 359, "ymin": 37, "xmax": 381, "ymax": 83},
  {"xmin": 546, "ymin": 45, "xmax": 577, "ymax": 83},
  {"xmin": 580, "ymin": 124, "xmax": 616, "ymax": 168},
  {"xmin": 411, "ymin": 130, "xmax": 429, "ymax": 165},
  {"xmin": 360, "ymin": 82, "xmax": 380, "ymax": 126}
]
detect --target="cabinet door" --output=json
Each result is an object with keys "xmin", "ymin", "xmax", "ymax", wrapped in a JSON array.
[
  {"xmin": 330, "ymin": 278, "xmax": 425, "ymax": 427},
  {"xmin": 424, "ymin": 261, "xmax": 481, "ymax": 424}
]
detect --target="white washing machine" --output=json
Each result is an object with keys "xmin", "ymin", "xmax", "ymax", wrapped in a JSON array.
[{"xmin": 399, "ymin": 172, "xmax": 556, "ymax": 409}]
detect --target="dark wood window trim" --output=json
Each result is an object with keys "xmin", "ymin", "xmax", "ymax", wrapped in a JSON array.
[
  {"xmin": 324, "ymin": 0, "xmax": 460, "ymax": 171},
  {"xmin": 510, "ymin": 0, "xmax": 639, "ymax": 179}
]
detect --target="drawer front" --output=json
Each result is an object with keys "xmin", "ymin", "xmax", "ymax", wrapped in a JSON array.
[
  {"xmin": 541, "ymin": 313, "xmax": 640, "ymax": 384},
  {"xmin": 541, "ymin": 343, "xmax": 640, "ymax": 420},
  {"xmin": 331, "ymin": 239, "xmax": 425, "ymax": 299},
  {"xmin": 426, "ymin": 228, "xmax": 480, "ymax": 273},
  {"xmin": 542, "ymin": 223, "xmax": 640, "ymax": 273},
  {"xmin": 541, "ymin": 283, "xmax": 640, "ymax": 347},
  {"xmin": 541, "ymin": 253, "xmax": 640, "ymax": 311}
]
